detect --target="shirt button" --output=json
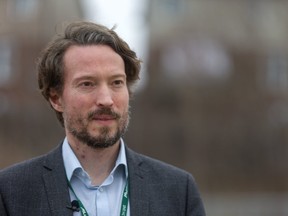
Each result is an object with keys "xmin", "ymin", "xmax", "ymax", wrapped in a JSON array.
[{"xmin": 99, "ymin": 187, "xmax": 104, "ymax": 192}]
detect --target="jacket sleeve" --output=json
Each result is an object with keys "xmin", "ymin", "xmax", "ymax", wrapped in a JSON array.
[
  {"xmin": 186, "ymin": 174, "xmax": 206, "ymax": 216},
  {"xmin": 0, "ymin": 193, "xmax": 8, "ymax": 216}
]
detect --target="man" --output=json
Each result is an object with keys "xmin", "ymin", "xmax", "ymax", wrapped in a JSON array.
[{"xmin": 0, "ymin": 21, "xmax": 205, "ymax": 216}]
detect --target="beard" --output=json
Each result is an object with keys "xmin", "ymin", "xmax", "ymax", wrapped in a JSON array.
[{"xmin": 66, "ymin": 107, "xmax": 130, "ymax": 149}]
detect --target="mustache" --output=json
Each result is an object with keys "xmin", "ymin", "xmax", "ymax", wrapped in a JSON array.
[{"xmin": 87, "ymin": 108, "xmax": 120, "ymax": 120}]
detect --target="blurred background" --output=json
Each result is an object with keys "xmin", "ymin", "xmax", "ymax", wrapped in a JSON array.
[{"xmin": 1, "ymin": 0, "xmax": 288, "ymax": 215}]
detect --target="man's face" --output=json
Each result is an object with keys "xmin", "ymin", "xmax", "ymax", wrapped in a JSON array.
[{"xmin": 50, "ymin": 45, "xmax": 130, "ymax": 148}]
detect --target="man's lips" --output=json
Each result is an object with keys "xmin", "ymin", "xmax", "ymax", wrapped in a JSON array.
[
  {"xmin": 93, "ymin": 115, "xmax": 116, "ymax": 121},
  {"xmin": 88, "ymin": 108, "xmax": 120, "ymax": 122}
]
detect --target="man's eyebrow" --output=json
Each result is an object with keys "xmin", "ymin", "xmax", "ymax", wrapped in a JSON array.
[
  {"xmin": 72, "ymin": 73, "xmax": 127, "ymax": 83},
  {"xmin": 110, "ymin": 74, "xmax": 127, "ymax": 79},
  {"xmin": 72, "ymin": 75, "xmax": 95, "ymax": 82}
]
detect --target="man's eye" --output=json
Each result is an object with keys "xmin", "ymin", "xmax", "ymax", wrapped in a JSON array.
[
  {"xmin": 113, "ymin": 80, "xmax": 125, "ymax": 86},
  {"xmin": 80, "ymin": 81, "xmax": 94, "ymax": 87}
]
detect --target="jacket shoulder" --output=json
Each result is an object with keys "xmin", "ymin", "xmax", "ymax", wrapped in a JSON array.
[
  {"xmin": 126, "ymin": 147, "xmax": 194, "ymax": 180},
  {"xmin": 0, "ymin": 145, "xmax": 62, "ymax": 181},
  {"xmin": 126, "ymin": 147, "xmax": 206, "ymax": 216}
]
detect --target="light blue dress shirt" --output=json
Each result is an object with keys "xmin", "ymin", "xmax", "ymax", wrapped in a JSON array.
[{"xmin": 62, "ymin": 137, "xmax": 130, "ymax": 216}]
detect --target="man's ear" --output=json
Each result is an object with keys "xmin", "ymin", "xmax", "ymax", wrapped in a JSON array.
[{"xmin": 49, "ymin": 89, "xmax": 64, "ymax": 112}]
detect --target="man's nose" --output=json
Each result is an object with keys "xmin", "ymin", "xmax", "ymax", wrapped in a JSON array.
[{"xmin": 96, "ymin": 85, "xmax": 113, "ymax": 107}]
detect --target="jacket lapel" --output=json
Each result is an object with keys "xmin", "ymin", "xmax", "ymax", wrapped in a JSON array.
[
  {"xmin": 126, "ymin": 148, "xmax": 149, "ymax": 216},
  {"xmin": 42, "ymin": 145, "xmax": 73, "ymax": 216}
]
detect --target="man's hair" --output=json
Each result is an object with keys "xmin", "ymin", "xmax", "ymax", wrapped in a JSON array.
[{"xmin": 37, "ymin": 21, "xmax": 141, "ymax": 126}]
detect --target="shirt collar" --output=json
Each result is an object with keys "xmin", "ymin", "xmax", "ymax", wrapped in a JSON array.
[{"xmin": 62, "ymin": 137, "xmax": 128, "ymax": 181}]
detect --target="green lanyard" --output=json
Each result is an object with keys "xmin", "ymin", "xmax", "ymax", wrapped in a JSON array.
[
  {"xmin": 119, "ymin": 181, "xmax": 129, "ymax": 216},
  {"xmin": 67, "ymin": 179, "xmax": 129, "ymax": 216}
]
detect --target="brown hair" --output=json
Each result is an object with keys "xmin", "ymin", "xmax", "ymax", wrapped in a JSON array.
[{"xmin": 37, "ymin": 21, "xmax": 141, "ymax": 126}]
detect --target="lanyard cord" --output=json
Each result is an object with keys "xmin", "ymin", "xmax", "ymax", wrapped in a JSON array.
[
  {"xmin": 67, "ymin": 180, "xmax": 89, "ymax": 216},
  {"xmin": 120, "ymin": 181, "xmax": 129, "ymax": 216},
  {"xmin": 67, "ymin": 179, "xmax": 129, "ymax": 216}
]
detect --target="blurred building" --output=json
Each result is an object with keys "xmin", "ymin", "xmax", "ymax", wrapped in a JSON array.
[
  {"xmin": 0, "ymin": 0, "xmax": 83, "ymax": 166},
  {"xmin": 125, "ymin": 1, "xmax": 288, "ymax": 215}
]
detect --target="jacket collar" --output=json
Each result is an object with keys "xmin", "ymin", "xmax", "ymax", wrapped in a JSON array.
[
  {"xmin": 41, "ymin": 143, "xmax": 150, "ymax": 216},
  {"xmin": 126, "ymin": 147, "xmax": 149, "ymax": 216},
  {"xmin": 42, "ymin": 144, "xmax": 73, "ymax": 216}
]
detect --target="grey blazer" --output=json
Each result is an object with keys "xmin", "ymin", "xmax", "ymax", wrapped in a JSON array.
[{"xmin": 0, "ymin": 144, "xmax": 205, "ymax": 216}]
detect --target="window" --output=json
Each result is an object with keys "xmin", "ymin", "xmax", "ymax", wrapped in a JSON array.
[
  {"xmin": 6, "ymin": 0, "xmax": 39, "ymax": 21},
  {"xmin": 265, "ymin": 53, "xmax": 288, "ymax": 92},
  {"xmin": 0, "ymin": 39, "xmax": 12, "ymax": 87}
]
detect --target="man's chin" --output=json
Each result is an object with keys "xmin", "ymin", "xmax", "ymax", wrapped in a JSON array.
[
  {"xmin": 80, "ymin": 131, "xmax": 121, "ymax": 149},
  {"xmin": 85, "ymin": 137, "xmax": 119, "ymax": 149}
]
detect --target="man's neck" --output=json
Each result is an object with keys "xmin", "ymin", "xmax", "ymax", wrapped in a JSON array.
[{"xmin": 67, "ymin": 136, "xmax": 121, "ymax": 186}]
